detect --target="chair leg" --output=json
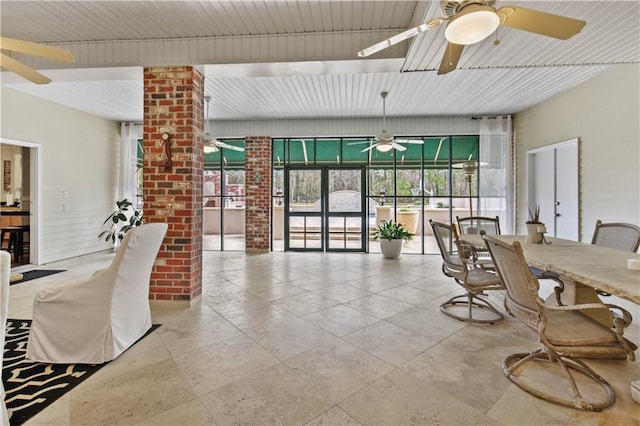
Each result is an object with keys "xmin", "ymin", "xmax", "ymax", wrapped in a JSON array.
[
  {"xmin": 439, "ymin": 291, "xmax": 504, "ymax": 324},
  {"xmin": 502, "ymin": 348, "xmax": 615, "ymax": 411}
]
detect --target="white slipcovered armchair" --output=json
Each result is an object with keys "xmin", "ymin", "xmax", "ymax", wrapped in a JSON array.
[{"xmin": 26, "ymin": 223, "xmax": 167, "ymax": 364}]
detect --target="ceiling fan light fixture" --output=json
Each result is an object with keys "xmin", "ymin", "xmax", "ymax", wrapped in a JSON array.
[
  {"xmin": 444, "ymin": 5, "xmax": 499, "ymax": 45},
  {"xmin": 462, "ymin": 161, "xmax": 478, "ymax": 176},
  {"xmin": 376, "ymin": 144, "xmax": 394, "ymax": 153},
  {"xmin": 203, "ymin": 144, "xmax": 217, "ymax": 154}
]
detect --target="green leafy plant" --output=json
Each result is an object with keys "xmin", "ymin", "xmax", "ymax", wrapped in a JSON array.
[
  {"xmin": 372, "ymin": 220, "xmax": 413, "ymax": 242},
  {"xmin": 99, "ymin": 198, "xmax": 143, "ymax": 244},
  {"xmin": 527, "ymin": 205, "xmax": 542, "ymax": 224},
  {"xmin": 398, "ymin": 207, "xmax": 414, "ymax": 212}
]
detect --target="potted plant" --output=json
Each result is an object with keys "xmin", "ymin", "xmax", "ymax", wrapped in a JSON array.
[
  {"xmin": 372, "ymin": 220, "xmax": 413, "ymax": 259},
  {"xmin": 99, "ymin": 198, "xmax": 143, "ymax": 246},
  {"xmin": 525, "ymin": 205, "xmax": 544, "ymax": 243},
  {"xmin": 397, "ymin": 207, "xmax": 419, "ymax": 234}
]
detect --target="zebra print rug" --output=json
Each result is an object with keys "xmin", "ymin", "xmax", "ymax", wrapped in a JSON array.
[{"xmin": 2, "ymin": 319, "xmax": 159, "ymax": 425}]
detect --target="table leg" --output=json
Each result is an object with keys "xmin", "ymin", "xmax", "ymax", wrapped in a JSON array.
[{"xmin": 562, "ymin": 278, "xmax": 614, "ymax": 327}]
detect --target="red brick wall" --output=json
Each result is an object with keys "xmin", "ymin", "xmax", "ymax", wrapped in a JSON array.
[
  {"xmin": 143, "ymin": 66, "xmax": 203, "ymax": 302},
  {"xmin": 245, "ymin": 136, "xmax": 272, "ymax": 252}
]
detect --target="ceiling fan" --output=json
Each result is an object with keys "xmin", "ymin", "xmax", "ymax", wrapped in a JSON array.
[
  {"xmin": 0, "ymin": 37, "xmax": 74, "ymax": 84},
  {"xmin": 357, "ymin": 0, "xmax": 586, "ymax": 75},
  {"xmin": 349, "ymin": 91, "xmax": 424, "ymax": 152},
  {"xmin": 203, "ymin": 96, "xmax": 244, "ymax": 153}
]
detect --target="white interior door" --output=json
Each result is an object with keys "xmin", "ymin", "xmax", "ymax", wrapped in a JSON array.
[
  {"xmin": 529, "ymin": 149, "xmax": 556, "ymax": 234},
  {"xmin": 527, "ymin": 139, "xmax": 579, "ymax": 240},
  {"xmin": 554, "ymin": 142, "xmax": 579, "ymax": 240}
]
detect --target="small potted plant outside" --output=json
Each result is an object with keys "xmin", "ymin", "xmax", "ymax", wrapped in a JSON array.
[
  {"xmin": 372, "ymin": 220, "xmax": 413, "ymax": 259},
  {"xmin": 525, "ymin": 205, "xmax": 544, "ymax": 243},
  {"xmin": 397, "ymin": 207, "xmax": 419, "ymax": 234},
  {"xmin": 99, "ymin": 198, "xmax": 143, "ymax": 248}
]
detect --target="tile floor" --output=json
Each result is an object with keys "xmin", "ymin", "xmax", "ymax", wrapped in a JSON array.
[{"xmin": 7, "ymin": 250, "xmax": 640, "ymax": 425}]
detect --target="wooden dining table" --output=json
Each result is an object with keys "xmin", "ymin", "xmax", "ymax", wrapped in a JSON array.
[{"xmin": 462, "ymin": 234, "xmax": 640, "ymax": 305}]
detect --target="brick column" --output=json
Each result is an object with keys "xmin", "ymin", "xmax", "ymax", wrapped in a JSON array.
[
  {"xmin": 143, "ymin": 66, "xmax": 203, "ymax": 303},
  {"xmin": 245, "ymin": 136, "xmax": 272, "ymax": 253}
]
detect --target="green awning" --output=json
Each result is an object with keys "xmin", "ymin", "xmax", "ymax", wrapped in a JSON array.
[{"xmin": 138, "ymin": 136, "xmax": 479, "ymax": 169}]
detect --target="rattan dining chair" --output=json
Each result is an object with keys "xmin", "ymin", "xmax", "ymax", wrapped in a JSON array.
[
  {"xmin": 456, "ymin": 215, "xmax": 501, "ymax": 236},
  {"xmin": 482, "ymin": 234, "xmax": 636, "ymax": 411},
  {"xmin": 456, "ymin": 216, "xmax": 500, "ymax": 264},
  {"xmin": 591, "ymin": 220, "xmax": 640, "ymax": 252},
  {"xmin": 429, "ymin": 220, "xmax": 504, "ymax": 324},
  {"xmin": 584, "ymin": 220, "xmax": 640, "ymax": 298}
]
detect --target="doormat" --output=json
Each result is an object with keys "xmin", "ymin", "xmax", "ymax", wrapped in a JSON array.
[
  {"xmin": 3, "ymin": 319, "xmax": 160, "ymax": 425},
  {"xmin": 9, "ymin": 270, "xmax": 66, "ymax": 285}
]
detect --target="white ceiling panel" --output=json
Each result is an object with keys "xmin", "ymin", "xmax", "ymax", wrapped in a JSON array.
[
  {"xmin": 402, "ymin": 1, "xmax": 640, "ymax": 72},
  {"xmin": 0, "ymin": 1, "xmax": 638, "ymax": 124}
]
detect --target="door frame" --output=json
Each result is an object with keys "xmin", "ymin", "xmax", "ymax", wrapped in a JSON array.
[
  {"xmin": 1, "ymin": 137, "xmax": 41, "ymax": 266},
  {"xmin": 284, "ymin": 166, "xmax": 367, "ymax": 252},
  {"xmin": 526, "ymin": 138, "xmax": 579, "ymax": 240}
]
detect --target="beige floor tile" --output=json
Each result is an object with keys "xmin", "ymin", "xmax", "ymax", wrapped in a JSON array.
[
  {"xmin": 488, "ymin": 383, "xmax": 639, "ymax": 426},
  {"xmin": 174, "ymin": 334, "xmax": 280, "ymax": 395},
  {"xmin": 303, "ymin": 304, "xmax": 380, "ymax": 337},
  {"xmin": 385, "ymin": 304, "xmax": 468, "ymax": 339},
  {"xmin": 200, "ymin": 364, "xmax": 333, "ymax": 425},
  {"xmin": 310, "ymin": 284, "xmax": 373, "ymax": 303},
  {"xmin": 344, "ymin": 294, "xmax": 414, "ymax": 319},
  {"xmin": 401, "ymin": 338, "xmax": 512, "ymax": 413},
  {"xmin": 153, "ymin": 306, "xmax": 245, "ymax": 357},
  {"xmin": 245, "ymin": 281, "xmax": 307, "ymax": 301},
  {"xmin": 134, "ymin": 398, "xmax": 213, "ymax": 425},
  {"xmin": 305, "ymin": 406, "xmax": 363, "ymax": 426},
  {"xmin": 68, "ymin": 358, "xmax": 198, "ymax": 426},
  {"xmin": 242, "ymin": 316, "xmax": 340, "ymax": 361},
  {"xmin": 377, "ymin": 283, "xmax": 442, "ymax": 305},
  {"xmin": 22, "ymin": 393, "xmax": 70, "ymax": 426},
  {"xmin": 347, "ymin": 276, "xmax": 406, "ymax": 293},
  {"xmin": 289, "ymin": 275, "xmax": 344, "ymax": 292},
  {"xmin": 339, "ymin": 369, "xmax": 485, "ymax": 425},
  {"xmin": 284, "ymin": 339, "xmax": 395, "ymax": 403},
  {"xmin": 273, "ymin": 291, "xmax": 338, "ymax": 316},
  {"xmin": 344, "ymin": 321, "xmax": 439, "ymax": 366},
  {"xmin": 219, "ymin": 302, "xmax": 298, "ymax": 331}
]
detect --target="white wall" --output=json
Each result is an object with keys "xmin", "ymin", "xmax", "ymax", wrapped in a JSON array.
[
  {"xmin": 1, "ymin": 88, "xmax": 120, "ymax": 264},
  {"xmin": 514, "ymin": 64, "xmax": 640, "ymax": 241}
]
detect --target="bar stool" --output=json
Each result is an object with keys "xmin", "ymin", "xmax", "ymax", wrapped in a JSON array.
[{"xmin": 0, "ymin": 226, "xmax": 29, "ymax": 262}]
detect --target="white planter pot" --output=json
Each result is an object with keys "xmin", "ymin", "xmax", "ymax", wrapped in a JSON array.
[
  {"xmin": 525, "ymin": 223, "xmax": 543, "ymax": 243},
  {"xmin": 380, "ymin": 238, "xmax": 404, "ymax": 259}
]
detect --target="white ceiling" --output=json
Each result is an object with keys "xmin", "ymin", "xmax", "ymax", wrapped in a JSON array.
[{"xmin": 1, "ymin": 1, "xmax": 638, "ymax": 123}]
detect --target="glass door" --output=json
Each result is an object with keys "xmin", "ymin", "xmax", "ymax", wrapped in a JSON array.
[
  {"xmin": 326, "ymin": 168, "xmax": 366, "ymax": 252},
  {"xmin": 285, "ymin": 167, "xmax": 366, "ymax": 252}
]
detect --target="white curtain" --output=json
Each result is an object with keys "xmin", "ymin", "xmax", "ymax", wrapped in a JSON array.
[
  {"xmin": 478, "ymin": 116, "xmax": 514, "ymax": 233},
  {"xmin": 118, "ymin": 123, "xmax": 142, "ymax": 205}
]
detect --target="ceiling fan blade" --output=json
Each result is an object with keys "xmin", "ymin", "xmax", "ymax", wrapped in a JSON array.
[
  {"xmin": 347, "ymin": 141, "xmax": 373, "ymax": 145},
  {"xmin": 0, "ymin": 53, "xmax": 51, "ymax": 84},
  {"xmin": 395, "ymin": 139, "xmax": 424, "ymax": 144},
  {"xmin": 0, "ymin": 37, "xmax": 74, "ymax": 63},
  {"xmin": 390, "ymin": 142, "xmax": 407, "ymax": 151},
  {"xmin": 357, "ymin": 18, "xmax": 444, "ymax": 57},
  {"xmin": 498, "ymin": 6, "xmax": 586, "ymax": 40},
  {"xmin": 216, "ymin": 141, "xmax": 244, "ymax": 152},
  {"xmin": 361, "ymin": 144, "xmax": 377, "ymax": 153},
  {"xmin": 437, "ymin": 42, "xmax": 464, "ymax": 75}
]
